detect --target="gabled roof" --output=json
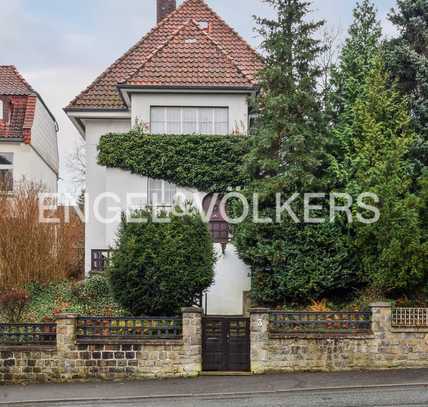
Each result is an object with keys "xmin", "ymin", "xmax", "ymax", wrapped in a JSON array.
[
  {"xmin": 0, "ymin": 66, "xmax": 57, "ymax": 144},
  {"xmin": 66, "ymin": 0, "xmax": 263, "ymax": 111},
  {"xmin": 0, "ymin": 66, "xmax": 36, "ymax": 96},
  {"xmin": 123, "ymin": 19, "xmax": 254, "ymax": 88}
]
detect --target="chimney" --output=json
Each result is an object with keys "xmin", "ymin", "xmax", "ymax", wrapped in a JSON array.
[{"xmin": 157, "ymin": 0, "xmax": 176, "ymax": 23}]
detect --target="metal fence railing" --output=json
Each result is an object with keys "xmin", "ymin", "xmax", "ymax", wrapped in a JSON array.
[
  {"xmin": 0, "ymin": 323, "xmax": 57, "ymax": 345},
  {"xmin": 76, "ymin": 316, "xmax": 183, "ymax": 342},
  {"xmin": 392, "ymin": 308, "xmax": 428, "ymax": 328},
  {"xmin": 270, "ymin": 311, "xmax": 372, "ymax": 335}
]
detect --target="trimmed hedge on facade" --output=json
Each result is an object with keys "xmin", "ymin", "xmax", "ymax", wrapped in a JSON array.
[{"xmin": 98, "ymin": 131, "xmax": 250, "ymax": 192}]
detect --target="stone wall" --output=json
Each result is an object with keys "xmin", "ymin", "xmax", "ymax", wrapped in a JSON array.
[
  {"xmin": 0, "ymin": 346, "xmax": 59, "ymax": 384},
  {"xmin": 2, "ymin": 304, "xmax": 428, "ymax": 384},
  {"xmin": 0, "ymin": 308, "xmax": 202, "ymax": 384},
  {"xmin": 251, "ymin": 303, "xmax": 428, "ymax": 373}
]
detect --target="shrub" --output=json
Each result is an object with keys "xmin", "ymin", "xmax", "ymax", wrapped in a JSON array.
[
  {"xmin": 109, "ymin": 208, "xmax": 215, "ymax": 316},
  {"xmin": 78, "ymin": 275, "xmax": 113, "ymax": 305},
  {"xmin": 233, "ymin": 193, "xmax": 358, "ymax": 306},
  {"xmin": 0, "ymin": 181, "xmax": 84, "ymax": 291},
  {"xmin": 98, "ymin": 131, "xmax": 249, "ymax": 193},
  {"xmin": 22, "ymin": 280, "xmax": 125, "ymax": 322},
  {"xmin": 0, "ymin": 288, "xmax": 31, "ymax": 323}
]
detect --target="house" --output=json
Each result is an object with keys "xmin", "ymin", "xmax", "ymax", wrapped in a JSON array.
[
  {"xmin": 65, "ymin": 0, "xmax": 263, "ymax": 315},
  {"xmin": 0, "ymin": 66, "xmax": 59, "ymax": 193}
]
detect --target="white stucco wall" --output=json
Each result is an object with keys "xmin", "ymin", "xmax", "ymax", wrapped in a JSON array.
[
  {"xmin": 31, "ymin": 98, "xmax": 59, "ymax": 174},
  {"xmin": 131, "ymin": 93, "xmax": 249, "ymax": 134},
  {"xmin": 101, "ymin": 167, "xmax": 251, "ymax": 316},
  {"xmin": 0, "ymin": 142, "xmax": 57, "ymax": 192},
  {"xmin": 82, "ymin": 90, "xmax": 252, "ymax": 315},
  {"xmin": 84, "ymin": 119, "xmax": 132, "ymax": 273}
]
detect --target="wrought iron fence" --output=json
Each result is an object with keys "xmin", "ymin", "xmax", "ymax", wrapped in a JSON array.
[
  {"xmin": 270, "ymin": 311, "xmax": 372, "ymax": 335},
  {"xmin": 77, "ymin": 316, "xmax": 182, "ymax": 342},
  {"xmin": 0, "ymin": 323, "xmax": 57, "ymax": 345},
  {"xmin": 391, "ymin": 308, "xmax": 428, "ymax": 328}
]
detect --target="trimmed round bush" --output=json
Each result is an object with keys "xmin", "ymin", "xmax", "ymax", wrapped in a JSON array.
[{"xmin": 109, "ymin": 208, "xmax": 215, "ymax": 316}]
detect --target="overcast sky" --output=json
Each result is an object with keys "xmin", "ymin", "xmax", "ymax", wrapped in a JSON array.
[{"xmin": 0, "ymin": 0, "xmax": 397, "ymax": 196}]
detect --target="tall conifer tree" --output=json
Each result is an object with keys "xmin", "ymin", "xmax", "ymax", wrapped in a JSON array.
[
  {"xmin": 385, "ymin": 0, "xmax": 428, "ymax": 175},
  {"xmin": 246, "ymin": 0, "xmax": 326, "ymax": 190},
  {"xmin": 234, "ymin": 0, "xmax": 355, "ymax": 306}
]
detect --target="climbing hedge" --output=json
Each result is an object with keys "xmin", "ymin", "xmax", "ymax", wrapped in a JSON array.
[{"xmin": 98, "ymin": 131, "xmax": 250, "ymax": 192}]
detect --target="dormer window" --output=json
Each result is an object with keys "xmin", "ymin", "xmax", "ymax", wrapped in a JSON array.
[{"xmin": 198, "ymin": 21, "xmax": 210, "ymax": 31}]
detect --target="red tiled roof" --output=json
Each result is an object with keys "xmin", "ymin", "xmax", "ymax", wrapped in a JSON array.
[
  {"xmin": 0, "ymin": 67, "xmax": 37, "ymax": 143},
  {"xmin": 0, "ymin": 66, "xmax": 35, "ymax": 96},
  {"xmin": 124, "ymin": 20, "xmax": 254, "ymax": 88},
  {"xmin": 66, "ymin": 0, "xmax": 263, "ymax": 110}
]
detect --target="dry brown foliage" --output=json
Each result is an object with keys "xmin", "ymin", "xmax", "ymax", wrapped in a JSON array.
[
  {"xmin": 0, "ymin": 181, "xmax": 84, "ymax": 291},
  {"xmin": 307, "ymin": 299, "xmax": 331, "ymax": 312}
]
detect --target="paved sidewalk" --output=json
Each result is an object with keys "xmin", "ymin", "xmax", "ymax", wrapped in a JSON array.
[{"xmin": 1, "ymin": 369, "xmax": 428, "ymax": 404}]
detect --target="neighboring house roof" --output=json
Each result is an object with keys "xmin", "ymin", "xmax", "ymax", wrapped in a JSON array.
[
  {"xmin": 0, "ymin": 66, "xmax": 56, "ymax": 143},
  {"xmin": 66, "ymin": 0, "xmax": 263, "ymax": 111},
  {"xmin": 0, "ymin": 65, "xmax": 36, "ymax": 96}
]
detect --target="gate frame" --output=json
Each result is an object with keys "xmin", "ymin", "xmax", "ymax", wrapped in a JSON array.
[{"xmin": 202, "ymin": 315, "xmax": 251, "ymax": 372}]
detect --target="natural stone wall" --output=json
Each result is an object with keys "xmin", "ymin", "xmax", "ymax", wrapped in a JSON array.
[
  {"xmin": 0, "ymin": 308, "xmax": 202, "ymax": 384},
  {"xmin": 0, "ymin": 347, "xmax": 59, "ymax": 384},
  {"xmin": 250, "ymin": 303, "xmax": 428, "ymax": 373},
  {"xmin": 70, "ymin": 342, "xmax": 190, "ymax": 380},
  {"xmin": 2, "ymin": 304, "xmax": 428, "ymax": 383}
]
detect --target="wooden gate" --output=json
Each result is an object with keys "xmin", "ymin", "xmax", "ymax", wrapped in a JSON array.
[{"xmin": 202, "ymin": 316, "xmax": 250, "ymax": 372}]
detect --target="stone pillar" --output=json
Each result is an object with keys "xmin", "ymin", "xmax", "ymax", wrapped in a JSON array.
[
  {"xmin": 181, "ymin": 307, "xmax": 203, "ymax": 377},
  {"xmin": 250, "ymin": 308, "xmax": 270, "ymax": 374},
  {"xmin": 370, "ymin": 302, "xmax": 392, "ymax": 336},
  {"xmin": 55, "ymin": 313, "xmax": 79, "ymax": 380}
]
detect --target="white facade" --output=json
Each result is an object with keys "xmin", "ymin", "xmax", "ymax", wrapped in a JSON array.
[
  {"xmin": 131, "ymin": 92, "xmax": 249, "ymax": 134},
  {"xmin": 31, "ymin": 98, "xmax": 59, "ymax": 176},
  {"xmin": 75, "ymin": 91, "xmax": 252, "ymax": 316},
  {"xmin": 0, "ymin": 143, "xmax": 57, "ymax": 192},
  {"xmin": 0, "ymin": 97, "xmax": 58, "ymax": 193}
]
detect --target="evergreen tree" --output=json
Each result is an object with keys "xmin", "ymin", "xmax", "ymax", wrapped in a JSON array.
[
  {"xmin": 331, "ymin": 0, "xmax": 382, "ymax": 114},
  {"xmin": 246, "ymin": 0, "xmax": 326, "ymax": 190},
  {"xmin": 327, "ymin": 0, "xmax": 382, "ymax": 187},
  {"xmin": 233, "ymin": 0, "xmax": 356, "ymax": 306},
  {"xmin": 348, "ymin": 56, "xmax": 428, "ymax": 294},
  {"xmin": 385, "ymin": 0, "xmax": 428, "ymax": 175}
]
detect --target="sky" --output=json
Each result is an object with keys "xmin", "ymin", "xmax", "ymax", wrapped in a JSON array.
[{"xmin": 0, "ymin": 0, "xmax": 398, "ymax": 197}]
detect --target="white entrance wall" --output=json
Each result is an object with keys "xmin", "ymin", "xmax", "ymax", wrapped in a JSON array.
[{"xmin": 207, "ymin": 244, "xmax": 251, "ymax": 315}]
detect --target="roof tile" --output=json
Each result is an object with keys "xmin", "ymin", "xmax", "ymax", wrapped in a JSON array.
[
  {"xmin": 67, "ymin": 0, "xmax": 263, "ymax": 110},
  {"xmin": 0, "ymin": 66, "xmax": 35, "ymax": 96}
]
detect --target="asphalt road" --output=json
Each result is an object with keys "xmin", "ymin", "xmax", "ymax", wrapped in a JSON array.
[{"xmin": 11, "ymin": 385, "xmax": 428, "ymax": 407}]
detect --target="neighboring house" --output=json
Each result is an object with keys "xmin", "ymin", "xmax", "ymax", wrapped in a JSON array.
[
  {"xmin": 0, "ymin": 66, "xmax": 59, "ymax": 193},
  {"xmin": 65, "ymin": 0, "xmax": 263, "ymax": 315}
]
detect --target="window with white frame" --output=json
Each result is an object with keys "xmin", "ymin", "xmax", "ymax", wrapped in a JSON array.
[
  {"xmin": 0, "ymin": 100, "xmax": 3, "ymax": 121},
  {"xmin": 150, "ymin": 107, "xmax": 229, "ymax": 135},
  {"xmin": 0, "ymin": 153, "xmax": 14, "ymax": 192},
  {"xmin": 148, "ymin": 178, "xmax": 177, "ymax": 206}
]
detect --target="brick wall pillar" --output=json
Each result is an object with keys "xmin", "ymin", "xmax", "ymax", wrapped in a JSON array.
[
  {"xmin": 370, "ymin": 302, "xmax": 392, "ymax": 336},
  {"xmin": 250, "ymin": 308, "xmax": 270, "ymax": 374},
  {"xmin": 55, "ymin": 313, "xmax": 79, "ymax": 380},
  {"xmin": 181, "ymin": 307, "xmax": 202, "ymax": 377}
]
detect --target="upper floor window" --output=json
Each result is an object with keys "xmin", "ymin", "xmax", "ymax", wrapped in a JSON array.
[
  {"xmin": 0, "ymin": 152, "xmax": 14, "ymax": 192},
  {"xmin": 150, "ymin": 107, "xmax": 229, "ymax": 135},
  {"xmin": 148, "ymin": 178, "xmax": 177, "ymax": 206},
  {"xmin": 0, "ymin": 100, "xmax": 3, "ymax": 121}
]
